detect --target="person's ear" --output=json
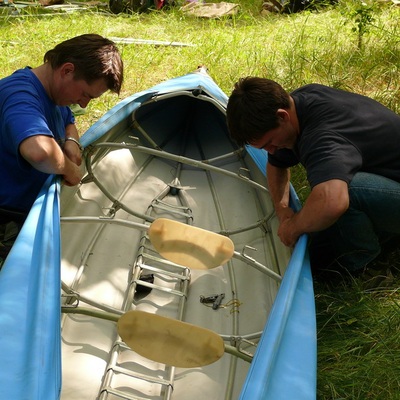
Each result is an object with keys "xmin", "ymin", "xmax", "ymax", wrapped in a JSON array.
[
  {"xmin": 276, "ymin": 109, "xmax": 290, "ymax": 122},
  {"xmin": 60, "ymin": 63, "xmax": 75, "ymax": 78}
]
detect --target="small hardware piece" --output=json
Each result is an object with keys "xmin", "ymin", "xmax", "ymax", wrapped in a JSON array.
[{"xmin": 200, "ymin": 293, "xmax": 225, "ymax": 310}]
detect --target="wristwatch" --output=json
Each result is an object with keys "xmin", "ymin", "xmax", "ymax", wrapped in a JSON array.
[{"xmin": 65, "ymin": 137, "xmax": 83, "ymax": 152}]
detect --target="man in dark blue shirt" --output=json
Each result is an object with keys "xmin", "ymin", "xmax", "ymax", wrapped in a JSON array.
[{"xmin": 227, "ymin": 77, "xmax": 400, "ymax": 272}]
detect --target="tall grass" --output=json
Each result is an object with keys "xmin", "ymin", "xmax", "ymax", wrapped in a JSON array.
[
  {"xmin": 1, "ymin": 1, "xmax": 399, "ymax": 398},
  {"xmin": 315, "ymin": 263, "xmax": 400, "ymax": 400}
]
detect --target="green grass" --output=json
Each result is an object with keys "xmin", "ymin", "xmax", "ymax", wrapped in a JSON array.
[
  {"xmin": 1, "ymin": 1, "xmax": 400, "ymax": 398},
  {"xmin": 315, "ymin": 261, "xmax": 400, "ymax": 400}
]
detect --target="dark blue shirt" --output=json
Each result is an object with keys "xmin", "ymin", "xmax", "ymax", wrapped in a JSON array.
[{"xmin": 268, "ymin": 84, "xmax": 400, "ymax": 188}]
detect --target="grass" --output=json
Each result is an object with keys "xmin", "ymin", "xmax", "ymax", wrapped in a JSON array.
[
  {"xmin": 1, "ymin": 1, "xmax": 400, "ymax": 398},
  {"xmin": 315, "ymin": 260, "xmax": 400, "ymax": 400}
]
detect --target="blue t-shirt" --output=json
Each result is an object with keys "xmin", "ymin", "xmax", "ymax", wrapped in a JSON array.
[{"xmin": 0, "ymin": 67, "xmax": 75, "ymax": 212}]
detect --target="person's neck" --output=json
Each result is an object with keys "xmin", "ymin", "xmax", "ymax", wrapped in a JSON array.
[
  {"xmin": 288, "ymin": 96, "xmax": 300, "ymax": 136},
  {"xmin": 31, "ymin": 63, "xmax": 53, "ymax": 100}
]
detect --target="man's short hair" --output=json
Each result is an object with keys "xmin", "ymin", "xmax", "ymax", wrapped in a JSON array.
[
  {"xmin": 44, "ymin": 34, "xmax": 124, "ymax": 94},
  {"xmin": 227, "ymin": 77, "xmax": 290, "ymax": 146}
]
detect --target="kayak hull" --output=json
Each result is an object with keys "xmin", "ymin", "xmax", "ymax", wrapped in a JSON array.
[{"xmin": 0, "ymin": 68, "xmax": 316, "ymax": 400}]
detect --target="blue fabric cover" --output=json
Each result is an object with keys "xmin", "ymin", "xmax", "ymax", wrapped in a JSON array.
[
  {"xmin": 241, "ymin": 147, "xmax": 316, "ymax": 399},
  {"xmin": 0, "ymin": 176, "xmax": 61, "ymax": 400}
]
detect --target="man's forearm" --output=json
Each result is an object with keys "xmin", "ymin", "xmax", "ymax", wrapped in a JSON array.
[
  {"xmin": 278, "ymin": 179, "xmax": 350, "ymax": 247},
  {"xmin": 63, "ymin": 123, "xmax": 82, "ymax": 166},
  {"xmin": 65, "ymin": 123, "xmax": 80, "ymax": 141},
  {"xmin": 267, "ymin": 163, "xmax": 293, "ymax": 221},
  {"xmin": 20, "ymin": 135, "xmax": 82, "ymax": 185}
]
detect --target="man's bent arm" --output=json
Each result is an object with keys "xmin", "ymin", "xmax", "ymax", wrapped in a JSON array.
[
  {"xmin": 19, "ymin": 135, "xmax": 83, "ymax": 186},
  {"xmin": 278, "ymin": 179, "xmax": 349, "ymax": 247}
]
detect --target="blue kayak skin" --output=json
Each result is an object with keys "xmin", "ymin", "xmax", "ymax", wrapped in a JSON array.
[
  {"xmin": 241, "ymin": 147, "xmax": 316, "ymax": 400},
  {"xmin": 0, "ymin": 69, "xmax": 316, "ymax": 399},
  {"xmin": 0, "ymin": 176, "xmax": 62, "ymax": 400}
]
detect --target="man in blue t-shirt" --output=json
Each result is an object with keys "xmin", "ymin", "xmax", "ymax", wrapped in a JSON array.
[
  {"xmin": 226, "ymin": 77, "xmax": 400, "ymax": 272},
  {"xmin": 0, "ymin": 34, "xmax": 124, "ymax": 262}
]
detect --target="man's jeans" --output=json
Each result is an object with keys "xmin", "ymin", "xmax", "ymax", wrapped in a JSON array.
[{"xmin": 309, "ymin": 172, "xmax": 400, "ymax": 272}]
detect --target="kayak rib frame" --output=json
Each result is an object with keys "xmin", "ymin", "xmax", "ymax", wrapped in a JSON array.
[{"xmin": 60, "ymin": 216, "xmax": 282, "ymax": 282}]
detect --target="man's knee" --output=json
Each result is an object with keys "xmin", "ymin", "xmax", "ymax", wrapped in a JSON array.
[{"xmin": 309, "ymin": 208, "xmax": 381, "ymax": 272}]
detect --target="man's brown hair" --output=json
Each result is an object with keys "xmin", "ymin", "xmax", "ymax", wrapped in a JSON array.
[
  {"xmin": 227, "ymin": 77, "xmax": 290, "ymax": 146},
  {"xmin": 44, "ymin": 34, "xmax": 124, "ymax": 94}
]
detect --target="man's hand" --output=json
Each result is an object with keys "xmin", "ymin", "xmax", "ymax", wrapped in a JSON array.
[
  {"xmin": 275, "ymin": 205, "xmax": 295, "ymax": 224},
  {"xmin": 61, "ymin": 159, "xmax": 83, "ymax": 186},
  {"xmin": 277, "ymin": 215, "xmax": 300, "ymax": 247}
]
